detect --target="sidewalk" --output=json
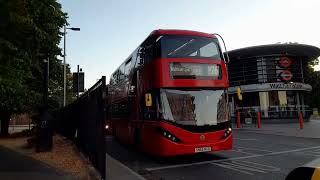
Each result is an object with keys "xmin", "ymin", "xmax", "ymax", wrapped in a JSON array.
[
  {"xmin": 106, "ymin": 153, "xmax": 145, "ymax": 180},
  {"xmin": 0, "ymin": 146, "xmax": 76, "ymax": 180},
  {"xmin": 236, "ymin": 120, "xmax": 320, "ymax": 138}
]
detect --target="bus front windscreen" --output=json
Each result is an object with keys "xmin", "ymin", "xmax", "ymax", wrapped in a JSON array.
[
  {"xmin": 159, "ymin": 89, "xmax": 228, "ymax": 126},
  {"xmin": 158, "ymin": 35, "xmax": 223, "ymax": 59}
]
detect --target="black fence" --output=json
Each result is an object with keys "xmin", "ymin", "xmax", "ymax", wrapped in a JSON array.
[{"xmin": 55, "ymin": 76, "xmax": 106, "ymax": 179}]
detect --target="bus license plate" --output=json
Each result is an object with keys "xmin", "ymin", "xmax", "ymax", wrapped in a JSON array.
[{"xmin": 195, "ymin": 147, "xmax": 212, "ymax": 153}]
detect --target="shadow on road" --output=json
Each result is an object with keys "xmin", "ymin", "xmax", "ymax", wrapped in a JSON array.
[{"xmin": 105, "ymin": 135, "xmax": 227, "ymax": 169}]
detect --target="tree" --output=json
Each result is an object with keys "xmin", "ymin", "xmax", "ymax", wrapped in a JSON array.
[
  {"xmin": 0, "ymin": 0, "xmax": 72, "ymax": 135},
  {"xmin": 305, "ymin": 58, "xmax": 320, "ymax": 110}
]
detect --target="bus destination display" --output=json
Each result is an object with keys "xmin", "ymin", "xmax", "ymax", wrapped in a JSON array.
[{"xmin": 170, "ymin": 62, "xmax": 220, "ymax": 79}]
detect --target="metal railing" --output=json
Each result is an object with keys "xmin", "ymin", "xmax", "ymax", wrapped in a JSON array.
[
  {"xmin": 232, "ymin": 105, "xmax": 311, "ymax": 120},
  {"xmin": 55, "ymin": 76, "xmax": 106, "ymax": 179}
]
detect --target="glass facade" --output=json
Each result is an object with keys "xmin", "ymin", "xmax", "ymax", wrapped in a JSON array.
[
  {"xmin": 228, "ymin": 56, "xmax": 307, "ymax": 87},
  {"xmin": 228, "ymin": 55, "xmax": 311, "ymax": 120},
  {"xmin": 230, "ymin": 90, "xmax": 310, "ymax": 119}
]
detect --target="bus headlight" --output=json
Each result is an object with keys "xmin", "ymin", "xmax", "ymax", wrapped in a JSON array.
[
  {"xmin": 105, "ymin": 124, "xmax": 109, "ymax": 129},
  {"xmin": 223, "ymin": 127, "xmax": 232, "ymax": 138},
  {"xmin": 156, "ymin": 127, "xmax": 181, "ymax": 143}
]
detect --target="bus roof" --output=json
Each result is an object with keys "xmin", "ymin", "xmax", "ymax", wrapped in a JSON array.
[{"xmin": 151, "ymin": 29, "xmax": 216, "ymax": 38}]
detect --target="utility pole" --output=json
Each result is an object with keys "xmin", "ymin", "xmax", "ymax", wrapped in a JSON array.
[
  {"xmin": 63, "ymin": 26, "xmax": 80, "ymax": 107},
  {"xmin": 63, "ymin": 25, "xmax": 66, "ymax": 106},
  {"xmin": 44, "ymin": 58, "xmax": 49, "ymax": 105},
  {"xmin": 77, "ymin": 65, "xmax": 80, "ymax": 99}
]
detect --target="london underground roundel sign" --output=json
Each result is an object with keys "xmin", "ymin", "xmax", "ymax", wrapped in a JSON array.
[
  {"xmin": 279, "ymin": 57, "xmax": 292, "ymax": 68},
  {"xmin": 280, "ymin": 70, "xmax": 293, "ymax": 81}
]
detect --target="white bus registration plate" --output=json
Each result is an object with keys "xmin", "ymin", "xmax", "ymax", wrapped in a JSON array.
[{"xmin": 195, "ymin": 147, "xmax": 212, "ymax": 153}]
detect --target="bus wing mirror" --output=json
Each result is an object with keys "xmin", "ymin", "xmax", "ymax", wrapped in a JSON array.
[
  {"xmin": 145, "ymin": 93, "xmax": 152, "ymax": 107},
  {"xmin": 212, "ymin": 33, "xmax": 230, "ymax": 64}
]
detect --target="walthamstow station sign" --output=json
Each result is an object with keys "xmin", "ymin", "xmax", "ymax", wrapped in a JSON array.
[{"xmin": 228, "ymin": 82, "xmax": 312, "ymax": 93}]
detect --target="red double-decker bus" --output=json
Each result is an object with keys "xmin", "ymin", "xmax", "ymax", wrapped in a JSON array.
[{"xmin": 107, "ymin": 29, "xmax": 232, "ymax": 156}]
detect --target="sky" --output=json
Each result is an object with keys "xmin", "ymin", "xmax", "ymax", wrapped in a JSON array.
[{"xmin": 58, "ymin": 0, "xmax": 320, "ymax": 88}]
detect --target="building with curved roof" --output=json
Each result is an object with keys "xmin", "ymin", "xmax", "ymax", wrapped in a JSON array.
[{"xmin": 227, "ymin": 43, "xmax": 320, "ymax": 122}]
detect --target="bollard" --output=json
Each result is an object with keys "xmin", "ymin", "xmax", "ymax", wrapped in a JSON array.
[
  {"xmin": 299, "ymin": 112, "xmax": 304, "ymax": 130},
  {"xmin": 257, "ymin": 112, "xmax": 261, "ymax": 128},
  {"xmin": 236, "ymin": 111, "xmax": 241, "ymax": 128}
]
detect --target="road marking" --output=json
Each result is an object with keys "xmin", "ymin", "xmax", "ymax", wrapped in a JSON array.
[
  {"xmin": 214, "ymin": 162, "xmax": 266, "ymax": 173},
  {"xmin": 296, "ymin": 151, "xmax": 320, "ymax": 157},
  {"xmin": 230, "ymin": 160, "xmax": 280, "ymax": 171},
  {"xmin": 212, "ymin": 162, "xmax": 254, "ymax": 175},
  {"xmin": 231, "ymin": 149, "xmax": 256, "ymax": 155},
  {"xmin": 234, "ymin": 146, "xmax": 274, "ymax": 153},
  {"xmin": 234, "ymin": 138, "xmax": 257, "ymax": 141},
  {"xmin": 303, "ymin": 151, "xmax": 320, "ymax": 156},
  {"xmin": 211, "ymin": 160, "xmax": 280, "ymax": 176},
  {"xmin": 296, "ymin": 148, "xmax": 320, "ymax": 157},
  {"xmin": 313, "ymin": 149, "xmax": 320, "ymax": 152},
  {"xmin": 309, "ymin": 151, "xmax": 320, "ymax": 155},
  {"xmin": 146, "ymin": 146, "xmax": 320, "ymax": 171}
]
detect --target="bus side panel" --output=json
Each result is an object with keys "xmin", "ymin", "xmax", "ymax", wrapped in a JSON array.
[
  {"xmin": 110, "ymin": 118, "xmax": 132, "ymax": 145},
  {"xmin": 139, "ymin": 121, "xmax": 162, "ymax": 153}
]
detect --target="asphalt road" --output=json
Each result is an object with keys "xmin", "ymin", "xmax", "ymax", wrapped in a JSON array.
[{"xmin": 106, "ymin": 129, "xmax": 320, "ymax": 180}]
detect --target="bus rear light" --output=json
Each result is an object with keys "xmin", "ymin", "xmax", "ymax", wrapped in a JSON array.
[{"xmin": 156, "ymin": 127, "xmax": 181, "ymax": 143}]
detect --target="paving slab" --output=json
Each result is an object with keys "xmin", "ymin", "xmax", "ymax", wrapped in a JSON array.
[
  {"xmin": 235, "ymin": 120, "xmax": 320, "ymax": 138},
  {"xmin": 0, "ymin": 145, "xmax": 76, "ymax": 180}
]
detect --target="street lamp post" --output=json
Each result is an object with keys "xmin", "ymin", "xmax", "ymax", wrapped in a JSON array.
[{"xmin": 63, "ymin": 25, "xmax": 80, "ymax": 107}]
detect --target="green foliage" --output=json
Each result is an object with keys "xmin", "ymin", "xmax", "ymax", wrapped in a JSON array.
[
  {"xmin": 0, "ymin": 0, "xmax": 73, "ymax": 113},
  {"xmin": 305, "ymin": 58, "xmax": 320, "ymax": 109}
]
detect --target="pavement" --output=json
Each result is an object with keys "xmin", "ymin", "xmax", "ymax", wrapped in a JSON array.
[
  {"xmin": 236, "ymin": 120, "xmax": 320, "ymax": 138},
  {"xmin": 0, "ymin": 145, "xmax": 76, "ymax": 180},
  {"xmin": 2, "ymin": 120, "xmax": 320, "ymax": 180},
  {"xmin": 106, "ymin": 152, "xmax": 145, "ymax": 180},
  {"xmin": 105, "ymin": 120, "xmax": 320, "ymax": 180}
]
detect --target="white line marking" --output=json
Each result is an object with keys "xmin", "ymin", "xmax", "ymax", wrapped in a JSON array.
[
  {"xmin": 106, "ymin": 153, "xmax": 145, "ymax": 180},
  {"xmin": 310, "ymin": 149, "xmax": 320, "ymax": 153},
  {"xmin": 229, "ymin": 161, "xmax": 280, "ymax": 171},
  {"xmin": 309, "ymin": 151, "xmax": 320, "ymax": 155},
  {"xmin": 234, "ymin": 138, "xmax": 257, "ymax": 141},
  {"xmin": 210, "ymin": 160, "xmax": 280, "ymax": 175},
  {"xmin": 215, "ymin": 162, "xmax": 266, "ymax": 173},
  {"xmin": 232, "ymin": 149, "xmax": 256, "ymax": 155},
  {"xmin": 305, "ymin": 152, "xmax": 320, "ymax": 156},
  {"xmin": 234, "ymin": 146, "xmax": 274, "ymax": 153},
  {"xmin": 295, "ymin": 148, "xmax": 320, "ymax": 156},
  {"xmin": 212, "ymin": 163, "xmax": 254, "ymax": 175},
  {"xmin": 302, "ymin": 153, "xmax": 320, "ymax": 157},
  {"xmin": 146, "ymin": 146, "xmax": 320, "ymax": 171}
]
